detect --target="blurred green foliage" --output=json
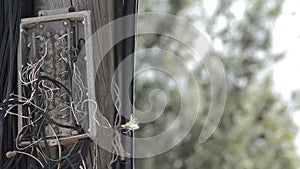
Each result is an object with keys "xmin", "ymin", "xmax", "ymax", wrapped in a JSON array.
[{"xmin": 134, "ymin": 0, "xmax": 299, "ymax": 168}]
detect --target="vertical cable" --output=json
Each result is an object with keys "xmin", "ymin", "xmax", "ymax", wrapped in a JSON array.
[
  {"xmin": 1, "ymin": 0, "xmax": 24, "ymax": 168},
  {"xmin": 113, "ymin": 0, "xmax": 138, "ymax": 169}
]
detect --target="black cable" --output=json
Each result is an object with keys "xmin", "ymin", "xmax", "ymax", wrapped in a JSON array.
[
  {"xmin": 77, "ymin": 38, "xmax": 85, "ymax": 52},
  {"xmin": 0, "ymin": 5, "xmax": 9, "ymax": 101},
  {"xmin": 9, "ymin": 154, "xmax": 24, "ymax": 169},
  {"xmin": 113, "ymin": 1, "xmax": 138, "ymax": 169},
  {"xmin": 1, "ymin": 0, "xmax": 21, "ymax": 167},
  {"xmin": 34, "ymin": 98, "xmax": 80, "ymax": 131},
  {"xmin": 0, "ymin": 0, "xmax": 3, "ymax": 40},
  {"xmin": 38, "ymin": 76, "xmax": 71, "ymax": 94},
  {"xmin": 40, "ymin": 122, "xmax": 52, "ymax": 169},
  {"xmin": 51, "ymin": 141, "xmax": 82, "ymax": 169},
  {"xmin": 0, "ymin": 100, "xmax": 24, "ymax": 108},
  {"xmin": 6, "ymin": 0, "xmax": 16, "ymax": 114},
  {"xmin": 113, "ymin": 2, "xmax": 125, "ymax": 168},
  {"xmin": 27, "ymin": 156, "xmax": 42, "ymax": 169},
  {"xmin": 43, "ymin": 114, "xmax": 80, "ymax": 130},
  {"xmin": 3, "ymin": 156, "xmax": 23, "ymax": 169},
  {"xmin": 66, "ymin": 158, "xmax": 76, "ymax": 169},
  {"xmin": 114, "ymin": 0, "xmax": 125, "ymax": 68},
  {"xmin": 1, "ymin": 0, "xmax": 34, "ymax": 168}
]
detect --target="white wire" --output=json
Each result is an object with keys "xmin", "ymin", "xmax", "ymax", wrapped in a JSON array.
[
  {"xmin": 13, "ymin": 151, "xmax": 44, "ymax": 168},
  {"xmin": 57, "ymin": 33, "xmax": 68, "ymax": 40},
  {"xmin": 93, "ymin": 143, "xmax": 98, "ymax": 169},
  {"xmin": 58, "ymin": 52, "xmax": 68, "ymax": 63},
  {"xmin": 38, "ymin": 81, "xmax": 51, "ymax": 101},
  {"xmin": 5, "ymin": 110, "xmax": 29, "ymax": 119},
  {"xmin": 82, "ymin": 99, "xmax": 112, "ymax": 129},
  {"xmin": 16, "ymin": 125, "xmax": 37, "ymax": 150},
  {"xmin": 18, "ymin": 71, "xmax": 38, "ymax": 85},
  {"xmin": 48, "ymin": 124, "xmax": 62, "ymax": 159},
  {"xmin": 113, "ymin": 82, "xmax": 121, "ymax": 126},
  {"xmin": 78, "ymin": 152, "xmax": 87, "ymax": 169},
  {"xmin": 16, "ymin": 114, "xmax": 44, "ymax": 150}
]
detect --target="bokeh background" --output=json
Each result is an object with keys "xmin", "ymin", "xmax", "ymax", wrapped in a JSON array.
[{"xmin": 134, "ymin": 0, "xmax": 300, "ymax": 168}]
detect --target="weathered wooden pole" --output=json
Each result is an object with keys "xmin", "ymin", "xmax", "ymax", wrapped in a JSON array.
[{"xmin": 1, "ymin": 0, "xmax": 137, "ymax": 168}]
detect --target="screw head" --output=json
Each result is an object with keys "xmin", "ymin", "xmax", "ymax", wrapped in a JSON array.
[
  {"xmin": 46, "ymin": 32, "xmax": 51, "ymax": 38},
  {"xmin": 60, "ymin": 30, "xmax": 66, "ymax": 35},
  {"xmin": 40, "ymin": 12, "xmax": 46, "ymax": 16}
]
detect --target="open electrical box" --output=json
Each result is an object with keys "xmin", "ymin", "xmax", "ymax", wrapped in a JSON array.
[{"xmin": 17, "ymin": 9, "xmax": 96, "ymax": 147}]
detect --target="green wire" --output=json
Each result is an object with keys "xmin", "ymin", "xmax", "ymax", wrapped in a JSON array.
[{"xmin": 37, "ymin": 113, "xmax": 75, "ymax": 162}]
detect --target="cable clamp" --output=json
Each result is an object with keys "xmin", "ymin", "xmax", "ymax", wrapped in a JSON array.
[{"xmin": 121, "ymin": 115, "xmax": 140, "ymax": 130}]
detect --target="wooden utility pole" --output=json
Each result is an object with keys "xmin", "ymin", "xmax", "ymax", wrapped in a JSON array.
[{"xmin": 0, "ymin": 0, "xmax": 136, "ymax": 168}]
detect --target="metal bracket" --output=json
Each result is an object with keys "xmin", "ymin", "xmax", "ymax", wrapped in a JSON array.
[{"xmin": 38, "ymin": 7, "xmax": 76, "ymax": 16}]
